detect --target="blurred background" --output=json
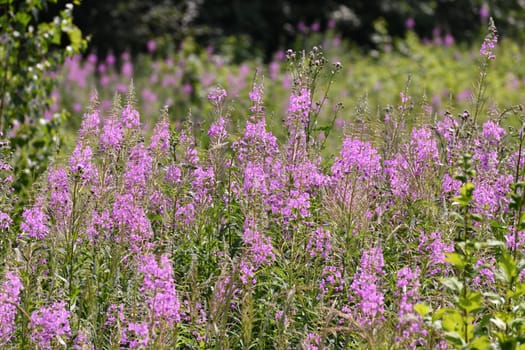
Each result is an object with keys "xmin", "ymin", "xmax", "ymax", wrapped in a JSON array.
[
  {"xmin": 5, "ymin": 0, "xmax": 525, "ymax": 145},
  {"xmin": 3, "ymin": 0, "xmax": 525, "ymax": 198},
  {"xmin": 33, "ymin": 0, "xmax": 525, "ymax": 150},
  {"xmin": 58, "ymin": 0, "xmax": 524, "ymax": 61},
  {"xmin": 24, "ymin": 0, "xmax": 523, "ymax": 118}
]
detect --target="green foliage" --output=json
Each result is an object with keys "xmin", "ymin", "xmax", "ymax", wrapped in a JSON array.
[
  {"xmin": 431, "ymin": 136, "xmax": 525, "ymax": 349},
  {"xmin": 0, "ymin": 137, "xmax": 14, "ymax": 266},
  {"xmin": 0, "ymin": 0, "xmax": 86, "ymax": 204}
]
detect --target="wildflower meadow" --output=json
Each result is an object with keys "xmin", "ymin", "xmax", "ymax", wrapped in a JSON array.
[{"xmin": 2, "ymin": 7, "xmax": 525, "ymax": 350}]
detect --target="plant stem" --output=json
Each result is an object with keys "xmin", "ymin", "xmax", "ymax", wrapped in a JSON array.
[
  {"xmin": 0, "ymin": 45, "xmax": 11, "ymax": 133},
  {"xmin": 472, "ymin": 61, "xmax": 488, "ymax": 125}
]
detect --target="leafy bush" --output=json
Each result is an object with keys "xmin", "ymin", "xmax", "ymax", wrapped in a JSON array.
[{"xmin": 0, "ymin": 0, "xmax": 86, "ymax": 206}]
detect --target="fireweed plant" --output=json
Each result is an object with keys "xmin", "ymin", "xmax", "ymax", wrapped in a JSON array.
[
  {"xmin": 2, "ymin": 20, "xmax": 525, "ymax": 349},
  {"xmin": 54, "ymin": 22, "xmax": 525, "ymax": 143}
]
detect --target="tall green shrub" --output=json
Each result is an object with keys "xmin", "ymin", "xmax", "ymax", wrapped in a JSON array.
[{"xmin": 0, "ymin": 0, "xmax": 86, "ymax": 206}]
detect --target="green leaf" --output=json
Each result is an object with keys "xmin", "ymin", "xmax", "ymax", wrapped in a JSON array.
[
  {"xmin": 469, "ymin": 335, "xmax": 491, "ymax": 350},
  {"xmin": 471, "ymin": 213, "xmax": 483, "ymax": 222},
  {"xmin": 459, "ymin": 182, "xmax": 475, "ymax": 198},
  {"xmin": 486, "ymin": 239, "xmax": 506, "ymax": 247},
  {"xmin": 499, "ymin": 338, "xmax": 518, "ymax": 350},
  {"xmin": 490, "ymin": 317, "xmax": 507, "ymax": 330},
  {"xmin": 51, "ymin": 28, "xmax": 61, "ymax": 45},
  {"xmin": 452, "ymin": 195, "xmax": 468, "ymax": 206},
  {"xmin": 65, "ymin": 27, "xmax": 83, "ymax": 51},
  {"xmin": 446, "ymin": 252, "xmax": 466, "ymax": 269},
  {"xmin": 515, "ymin": 282, "xmax": 525, "ymax": 298},
  {"xmin": 517, "ymin": 332, "xmax": 525, "ymax": 343},
  {"xmin": 509, "ymin": 317, "xmax": 525, "ymax": 332},
  {"xmin": 432, "ymin": 307, "xmax": 448, "ymax": 322},
  {"xmin": 444, "ymin": 331, "xmax": 466, "ymax": 346},
  {"xmin": 455, "ymin": 174, "xmax": 468, "ymax": 183},
  {"xmin": 441, "ymin": 277, "xmax": 464, "ymax": 293},
  {"xmin": 458, "ymin": 292, "xmax": 483, "ymax": 313},
  {"xmin": 15, "ymin": 12, "xmax": 31, "ymax": 28},
  {"xmin": 519, "ymin": 212, "xmax": 525, "ymax": 230},
  {"xmin": 484, "ymin": 292, "xmax": 505, "ymax": 306},
  {"xmin": 439, "ymin": 308, "xmax": 463, "ymax": 332},
  {"xmin": 499, "ymin": 253, "xmax": 518, "ymax": 283},
  {"xmin": 414, "ymin": 303, "xmax": 431, "ymax": 317}
]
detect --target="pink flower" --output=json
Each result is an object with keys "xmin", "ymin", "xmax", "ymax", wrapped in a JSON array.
[
  {"xmin": 444, "ymin": 33, "xmax": 454, "ymax": 47},
  {"xmin": 480, "ymin": 18, "xmax": 498, "ymax": 60},
  {"xmin": 0, "ymin": 211, "xmax": 12, "ymax": 230},
  {"xmin": 139, "ymin": 254, "xmax": 181, "ymax": 323},
  {"xmin": 30, "ymin": 302, "xmax": 71, "ymax": 350},
  {"xmin": 0, "ymin": 271, "xmax": 23, "ymax": 345},
  {"xmin": 405, "ymin": 17, "xmax": 415, "ymax": 29},
  {"xmin": 207, "ymin": 87, "xmax": 227, "ymax": 105},
  {"xmin": 21, "ymin": 205, "xmax": 49, "ymax": 239},
  {"xmin": 147, "ymin": 39, "xmax": 156, "ymax": 53},
  {"xmin": 480, "ymin": 4, "xmax": 489, "ymax": 20}
]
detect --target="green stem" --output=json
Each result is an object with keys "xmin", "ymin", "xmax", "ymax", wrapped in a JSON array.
[
  {"xmin": 67, "ymin": 178, "xmax": 79, "ymax": 311},
  {"xmin": 472, "ymin": 61, "xmax": 488, "ymax": 126},
  {"xmin": 513, "ymin": 128, "xmax": 525, "ymax": 259},
  {"xmin": 227, "ymin": 152, "xmax": 234, "ymax": 252},
  {"xmin": 0, "ymin": 44, "xmax": 11, "ymax": 133},
  {"xmin": 319, "ymin": 103, "xmax": 342, "ymax": 152}
]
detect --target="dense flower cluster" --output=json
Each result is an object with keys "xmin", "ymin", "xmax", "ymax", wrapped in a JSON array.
[
  {"xmin": 480, "ymin": 18, "xmax": 498, "ymax": 60},
  {"xmin": 70, "ymin": 142, "xmax": 96, "ymax": 180},
  {"xmin": 304, "ymin": 333, "xmax": 324, "ymax": 350},
  {"xmin": 20, "ymin": 205, "xmax": 49, "ymax": 239},
  {"xmin": 29, "ymin": 302, "xmax": 71, "ymax": 350},
  {"xmin": 306, "ymin": 227, "xmax": 332, "ymax": 259},
  {"xmin": 240, "ymin": 218, "xmax": 275, "ymax": 285},
  {"xmin": 386, "ymin": 126, "xmax": 439, "ymax": 200},
  {"xmin": 0, "ymin": 211, "xmax": 12, "ymax": 230},
  {"xmin": 5, "ymin": 85, "xmax": 521, "ymax": 349},
  {"xmin": 100, "ymin": 115, "xmax": 124, "ymax": 150},
  {"xmin": 395, "ymin": 267, "xmax": 426, "ymax": 348},
  {"xmin": 139, "ymin": 254, "xmax": 181, "ymax": 324},
  {"xmin": 0, "ymin": 271, "xmax": 22, "ymax": 345},
  {"xmin": 4, "ymin": 25, "xmax": 525, "ymax": 347},
  {"xmin": 418, "ymin": 231, "xmax": 454, "ymax": 276},
  {"xmin": 286, "ymin": 87, "xmax": 311, "ymax": 128},
  {"xmin": 207, "ymin": 87, "xmax": 227, "ymax": 105},
  {"xmin": 349, "ymin": 247, "xmax": 385, "ymax": 327},
  {"xmin": 122, "ymin": 322, "xmax": 150, "ymax": 349}
]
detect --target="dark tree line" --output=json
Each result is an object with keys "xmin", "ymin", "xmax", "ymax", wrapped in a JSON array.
[{"xmin": 42, "ymin": 0, "xmax": 525, "ymax": 61}]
